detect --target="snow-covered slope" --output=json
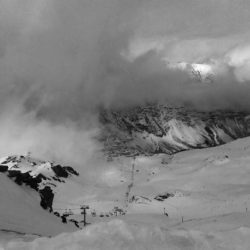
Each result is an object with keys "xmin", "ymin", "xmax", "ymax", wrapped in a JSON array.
[
  {"xmin": 33, "ymin": 135, "xmax": 250, "ymax": 229},
  {"xmin": 2, "ymin": 116, "xmax": 250, "ymax": 248},
  {"xmin": 100, "ymin": 103, "xmax": 250, "ymax": 157},
  {"xmin": 0, "ymin": 173, "xmax": 75, "ymax": 237},
  {"xmin": 2, "ymin": 134, "xmax": 250, "ymax": 248},
  {"xmin": 0, "ymin": 155, "xmax": 89, "ymax": 233},
  {"xmin": 0, "ymin": 155, "xmax": 79, "ymax": 212},
  {"xmin": 15, "ymin": 136, "xmax": 250, "ymax": 249}
]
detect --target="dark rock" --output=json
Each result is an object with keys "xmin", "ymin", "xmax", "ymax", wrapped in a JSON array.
[
  {"xmin": 63, "ymin": 166, "xmax": 79, "ymax": 176},
  {"xmin": 61, "ymin": 216, "xmax": 67, "ymax": 223},
  {"xmin": 8, "ymin": 171, "xmax": 47, "ymax": 191},
  {"xmin": 39, "ymin": 186, "xmax": 54, "ymax": 212},
  {"xmin": 54, "ymin": 212, "xmax": 60, "ymax": 217},
  {"xmin": 154, "ymin": 193, "xmax": 175, "ymax": 201},
  {"xmin": 52, "ymin": 165, "xmax": 69, "ymax": 178},
  {"xmin": 0, "ymin": 165, "xmax": 8, "ymax": 172}
]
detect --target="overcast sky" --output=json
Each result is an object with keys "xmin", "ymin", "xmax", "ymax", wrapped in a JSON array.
[
  {"xmin": 0, "ymin": 0, "xmax": 249, "ymax": 165},
  {"xmin": 0, "ymin": 0, "xmax": 250, "ymax": 110}
]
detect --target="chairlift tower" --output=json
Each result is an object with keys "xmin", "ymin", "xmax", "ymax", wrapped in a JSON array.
[{"xmin": 80, "ymin": 205, "xmax": 90, "ymax": 226}]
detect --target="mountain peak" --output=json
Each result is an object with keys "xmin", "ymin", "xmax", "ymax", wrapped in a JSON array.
[
  {"xmin": 166, "ymin": 61, "xmax": 215, "ymax": 83},
  {"xmin": 0, "ymin": 155, "xmax": 79, "ymax": 212},
  {"xmin": 99, "ymin": 104, "xmax": 250, "ymax": 158}
]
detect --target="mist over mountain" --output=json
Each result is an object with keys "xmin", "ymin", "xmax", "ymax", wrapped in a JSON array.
[
  {"xmin": 2, "ymin": 1, "xmax": 250, "ymax": 249},
  {"xmin": 0, "ymin": 0, "xmax": 249, "ymax": 183}
]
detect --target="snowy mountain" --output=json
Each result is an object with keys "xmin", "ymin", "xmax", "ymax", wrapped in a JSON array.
[
  {"xmin": 0, "ymin": 155, "xmax": 90, "ymax": 234},
  {"xmin": 99, "ymin": 103, "xmax": 250, "ymax": 158},
  {"xmin": 3, "ymin": 136, "xmax": 250, "ymax": 249},
  {"xmin": 0, "ymin": 155, "xmax": 79, "ymax": 212},
  {"xmin": 0, "ymin": 158, "xmax": 77, "ymax": 237},
  {"xmin": 1, "ymin": 105, "xmax": 250, "ymax": 248},
  {"xmin": 166, "ymin": 61, "xmax": 215, "ymax": 83},
  {"xmin": 0, "ymin": 175, "xmax": 76, "ymax": 237}
]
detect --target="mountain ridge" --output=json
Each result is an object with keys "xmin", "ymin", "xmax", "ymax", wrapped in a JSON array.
[
  {"xmin": 0, "ymin": 155, "xmax": 79, "ymax": 214},
  {"xmin": 99, "ymin": 103, "xmax": 250, "ymax": 158}
]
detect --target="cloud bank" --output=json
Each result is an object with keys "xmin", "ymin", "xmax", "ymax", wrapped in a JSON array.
[{"xmin": 0, "ymin": 0, "xmax": 250, "ymax": 165}]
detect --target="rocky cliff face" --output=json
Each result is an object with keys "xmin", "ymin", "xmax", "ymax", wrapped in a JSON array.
[{"xmin": 99, "ymin": 103, "xmax": 250, "ymax": 158}]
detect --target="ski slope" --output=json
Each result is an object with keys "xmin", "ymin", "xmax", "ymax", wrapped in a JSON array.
[
  {"xmin": 2, "ymin": 137, "xmax": 250, "ymax": 248},
  {"xmin": 0, "ymin": 173, "xmax": 75, "ymax": 238}
]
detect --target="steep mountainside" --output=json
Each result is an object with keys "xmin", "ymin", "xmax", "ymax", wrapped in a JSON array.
[
  {"xmin": 99, "ymin": 103, "xmax": 250, "ymax": 157},
  {"xmin": 0, "ymin": 155, "xmax": 79, "ymax": 236},
  {"xmin": 0, "ymin": 173, "xmax": 75, "ymax": 237},
  {"xmin": 0, "ymin": 155, "xmax": 79, "ymax": 212}
]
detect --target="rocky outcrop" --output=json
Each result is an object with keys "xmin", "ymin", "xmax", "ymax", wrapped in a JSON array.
[
  {"xmin": 154, "ymin": 193, "xmax": 175, "ymax": 201},
  {"xmin": 0, "ymin": 155, "xmax": 79, "ymax": 213},
  {"xmin": 99, "ymin": 103, "xmax": 250, "ymax": 157},
  {"xmin": 52, "ymin": 165, "xmax": 70, "ymax": 178},
  {"xmin": 40, "ymin": 186, "xmax": 54, "ymax": 211}
]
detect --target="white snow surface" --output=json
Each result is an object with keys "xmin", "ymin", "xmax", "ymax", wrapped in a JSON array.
[
  {"xmin": 0, "ymin": 174, "xmax": 75, "ymax": 237},
  {"xmin": 0, "ymin": 155, "xmax": 86, "ymax": 214},
  {"xmin": 2, "ymin": 137, "xmax": 250, "ymax": 248}
]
